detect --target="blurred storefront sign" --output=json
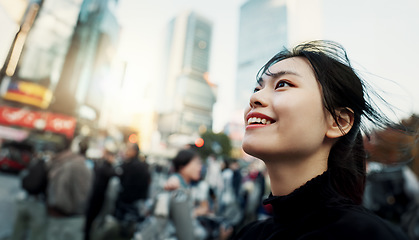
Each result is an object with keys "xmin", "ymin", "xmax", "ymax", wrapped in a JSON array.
[
  {"xmin": 0, "ymin": 106, "xmax": 76, "ymax": 138},
  {"xmin": 1, "ymin": 79, "xmax": 53, "ymax": 109},
  {"xmin": 0, "ymin": 125, "xmax": 29, "ymax": 141}
]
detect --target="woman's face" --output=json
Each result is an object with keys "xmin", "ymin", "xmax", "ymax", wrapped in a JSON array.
[
  {"xmin": 242, "ymin": 57, "xmax": 330, "ymax": 162},
  {"xmin": 180, "ymin": 155, "xmax": 202, "ymax": 182}
]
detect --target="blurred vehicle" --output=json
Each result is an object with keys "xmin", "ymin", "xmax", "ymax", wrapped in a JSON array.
[
  {"xmin": 0, "ymin": 104, "xmax": 77, "ymax": 173},
  {"xmin": 0, "ymin": 131, "xmax": 67, "ymax": 174},
  {"xmin": 0, "ymin": 141, "xmax": 33, "ymax": 173}
]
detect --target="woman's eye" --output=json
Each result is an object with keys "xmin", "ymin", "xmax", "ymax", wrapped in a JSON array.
[
  {"xmin": 275, "ymin": 81, "xmax": 291, "ymax": 89},
  {"xmin": 253, "ymin": 87, "xmax": 260, "ymax": 93}
]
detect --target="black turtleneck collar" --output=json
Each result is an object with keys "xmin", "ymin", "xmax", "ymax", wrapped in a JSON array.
[
  {"xmin": 263, "ymin": 170, "xmax": 353, "ymax": 225},
  {"xmin": 234, "ymin": 170, "xmax": 409, "ymax": 240}
]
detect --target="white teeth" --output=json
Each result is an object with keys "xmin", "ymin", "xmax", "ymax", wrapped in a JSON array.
[{"xmin": 247, "ymin": 117, "xmax": 272, "ymax": 125}]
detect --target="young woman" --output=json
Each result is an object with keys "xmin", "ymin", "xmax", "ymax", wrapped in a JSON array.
[
  {"xmin": 163, "ymin": 148, "xmax": 208, "ymax": 240},
  {"xmin": 234, "ymin": 41, "xmax": 408, "ymax": 240},
  {"xmin": 166, "ymin": 148, "xmax": 203, "ymax": 191},
  {"xmin": 165, "ymin": 149, "xmax": 234, "ymax": 240}
]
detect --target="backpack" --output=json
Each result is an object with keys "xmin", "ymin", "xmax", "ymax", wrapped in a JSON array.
[{"xmin": 22, "ymin": 158, "xmax": 48, "ymax": 196}]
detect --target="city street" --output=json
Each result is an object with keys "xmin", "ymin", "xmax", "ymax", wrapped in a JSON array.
[{"xmin": 0, "ymin": 172, "xmax": 20, "ymax": 240}]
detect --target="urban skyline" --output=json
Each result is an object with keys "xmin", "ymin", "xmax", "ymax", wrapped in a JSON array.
[
  {"xmin": 116, "ymin": 0, "xmax": 419, "ymax": 132},
  {"xmin": 158, "ymin": 10, "xmax": 216, "ymax": 149},
  {"xmin": 1, "ymin": 0, "xmax": 419, "ymax": 146}
]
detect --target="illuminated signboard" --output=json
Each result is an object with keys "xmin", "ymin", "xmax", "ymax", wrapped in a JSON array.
[
  {"xmin": 2, "ymin": 80, "xmax": 53, "ymax": 109},
  {"xmin": 0, "ymin": 106, "xmax": 76, "ymax": 138}
]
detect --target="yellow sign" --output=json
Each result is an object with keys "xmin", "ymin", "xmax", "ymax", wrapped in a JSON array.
[{"xmin": 2, "ymin": 80, "xmax": 53, "ymax": 109}]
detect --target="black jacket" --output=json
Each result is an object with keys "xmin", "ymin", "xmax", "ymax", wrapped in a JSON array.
[
  {"xmin": 90, "ymin": 160, "xmax": 116, "ymax": 203},
  {"xmin": 85, "ymin": 160, "xmax": 116, "ymax": 240},
  {"xmin": 118, "ymin": 157, "xmax": 150, "ymax": 203},
  {"xmin": 234, "ymin": 171, "xmax": 408, "ymax": 240}
]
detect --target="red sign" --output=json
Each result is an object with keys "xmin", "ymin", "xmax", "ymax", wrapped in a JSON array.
[
  {"xmin": 44, "ymin": 113, "xmax": 77, "ymax": 139},
  {"xmin": 0, "ymin": 106, "xmax": 76, "ymax": 138}
]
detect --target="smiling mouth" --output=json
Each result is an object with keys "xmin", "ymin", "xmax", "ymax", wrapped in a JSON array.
[{"xmin": 247, "ymin": 117, "xmax": 274, "ymax": 125}]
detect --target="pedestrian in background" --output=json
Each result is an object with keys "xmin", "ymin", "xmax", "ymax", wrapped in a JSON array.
[
  {"xmin": 234, "ymin": 40, "xmax": 409, "ymax": 240},
  {"xmin": 216, "ymin": 158, "xmax": 243, "ymax": 236},
  {"xmin": 241, "ymin": 161, "xmax": 265, "ymax": 227},
  {"xmin": 84, "ymin": 143, "xmax": 118, "ymax": 240},
  {"xmin": 113, "ymin": 143, "xmax": 150, "ymax": 239},
  {"xmin": 163, "ymin": 148, "xmax": 208, "ymax": 240},
  {"xmin": 46, "ymin": 137, "xmax": 92, "ymax": 240},
  {"xmin": 11, "ymin": 148, "xmax": 48, "ymax": 240}
]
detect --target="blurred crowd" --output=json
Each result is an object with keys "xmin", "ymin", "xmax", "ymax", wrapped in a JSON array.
[
  {"xmin": 4, "ymin": 136, "xmax": 419, "ymax": 240},
  {"xmin": 6, "ymin": 137, "xmax": 272, "ymax": 240}
]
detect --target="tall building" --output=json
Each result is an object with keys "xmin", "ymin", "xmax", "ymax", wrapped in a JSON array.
[
  {"xmin": 0, "ymin": 0, "xmax": 121, "ymax": 144},
  {"xmin": 235, "ymin": 0, "xmax": 419, "ymax": 117},
  {"xmin": 50, "ymin": 0, "xmax": 121, "ymax": 122},
  {"xmin": 235, "ymin": 0, "xmax": 288, "ymax": 111},
  {"xmin": 158, "ymin": 11, "xmax": 216, "ymax": 146},
  {"xmin": 0, "ymin": 0, "xmax": 84, "ymax": 143},
  {"xmin": 1, "ymin": 0, "xmax": 84, "ymax": 110}
]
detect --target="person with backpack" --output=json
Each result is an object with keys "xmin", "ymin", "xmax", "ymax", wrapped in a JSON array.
[{"xmin": 11, "ymin": 149, "xmax": 48, "ymax": 240}]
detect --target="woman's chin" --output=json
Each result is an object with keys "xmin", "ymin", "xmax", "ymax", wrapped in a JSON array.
[{"xmin": 242, "ymin": 143, "xmax": 265, "ymax": 160}]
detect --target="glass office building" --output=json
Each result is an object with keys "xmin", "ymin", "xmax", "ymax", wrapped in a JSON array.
[
  {"xmin": 159, "ymin": 11, "xmax": 216, "ymax": 142},
  {"xmin": 235, "ymin": 0, "xmax": 288, "ymax": 111}
]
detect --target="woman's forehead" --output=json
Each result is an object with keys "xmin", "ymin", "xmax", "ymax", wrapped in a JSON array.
[
  {"xmin": 267, "ymin": 57, "xmax": 312, "ymax": 75},
  {"xmin": 259, "ymin": 57, "xmax": 315, "ymax": 84}
]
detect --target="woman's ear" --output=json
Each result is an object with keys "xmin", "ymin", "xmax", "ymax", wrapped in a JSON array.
[{"xmin": 326, "ymin": 108, "xmax": 354, "ymax": 139}]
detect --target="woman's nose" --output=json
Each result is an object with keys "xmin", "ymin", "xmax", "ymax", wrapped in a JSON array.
[{"xmin": 249, "ymin": 89, "xmax": 268, "ymax": 108}]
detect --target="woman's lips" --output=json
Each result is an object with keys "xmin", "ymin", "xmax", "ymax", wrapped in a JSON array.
[{"xmin": 245, "ymin": 112, "xmax": 276, "ymax": 127}]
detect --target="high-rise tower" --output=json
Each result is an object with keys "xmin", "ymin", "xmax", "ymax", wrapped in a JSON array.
[
  {"xmin": 159, "ymin": 11, "xmax": 216, "ymax": 144},
  {"xmin": 235, "ymin": 0, "xmax": 288, "ymax": 111}
]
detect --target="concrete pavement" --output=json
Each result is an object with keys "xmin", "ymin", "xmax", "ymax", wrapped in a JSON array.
[{"xmin": 0, "ymin": 172, "xmax": 20, "ymax": 240}]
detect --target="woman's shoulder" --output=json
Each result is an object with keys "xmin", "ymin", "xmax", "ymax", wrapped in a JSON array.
[
  {"xmin": 312, "ymin": 204, "xmax": 408, "ymax": 240},
  {"xmin": 233, "ymin": 205, "xmax": 408, "ymax": 240},
  {"xmin": 234, "ymin": 219, "xmax": 276, "ymax": 240}
]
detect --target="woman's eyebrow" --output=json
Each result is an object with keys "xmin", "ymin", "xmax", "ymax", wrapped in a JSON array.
[
  {"xmin": 258, "ymin": 70, "xmax": 301, "ymax": 86},
  {"xmin": 267, "ymin": 70, "xmax": 301, "ymax": 78},
  {"xmin": 257, "ymin": 77, "xmax": 264, "ymax": 86}
]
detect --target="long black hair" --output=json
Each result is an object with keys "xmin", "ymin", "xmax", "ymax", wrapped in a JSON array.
[{"xmin": 257, "ymin": 40, "xmax": 404, "ymax": 204}]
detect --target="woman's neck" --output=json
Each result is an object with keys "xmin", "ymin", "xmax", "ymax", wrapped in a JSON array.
[{"xmin": 265, "ymin": 152, "xmax": 328, "ymax": 196}]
